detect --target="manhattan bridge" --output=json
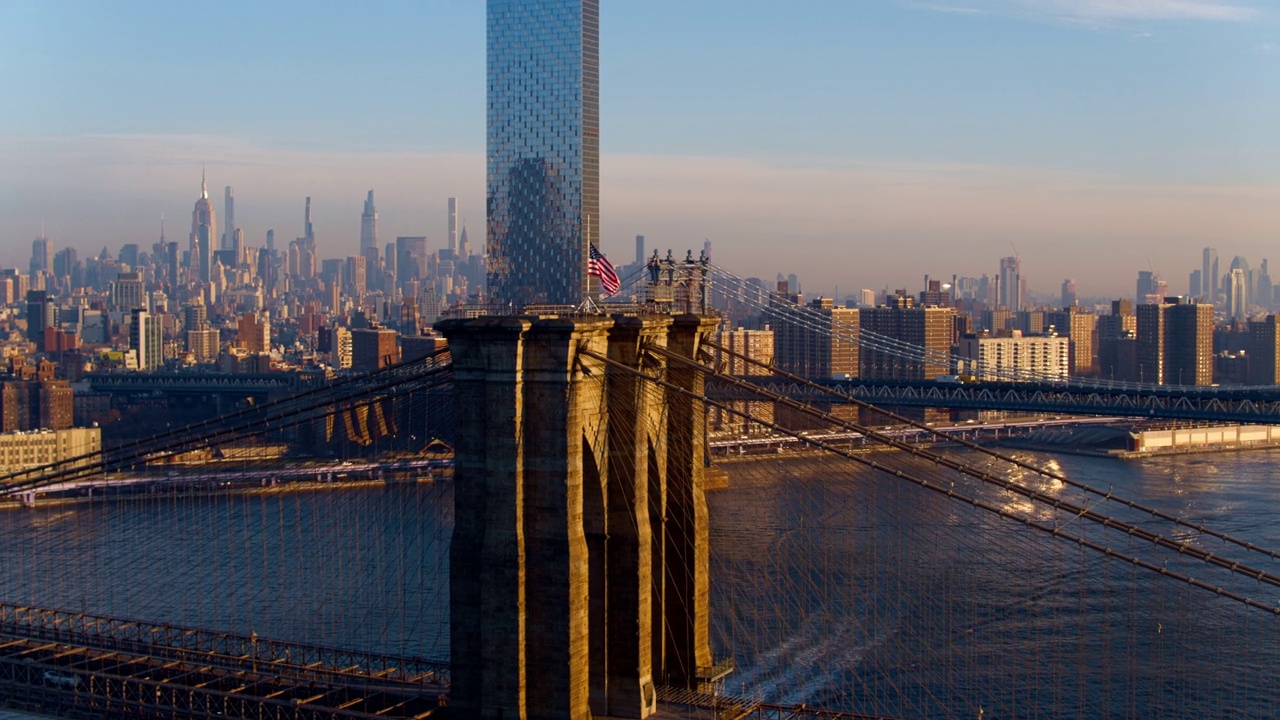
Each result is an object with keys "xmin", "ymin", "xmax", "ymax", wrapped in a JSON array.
[{"xmin": 1, "ymin": 260, "xmax": 1279, "ymax": 720}]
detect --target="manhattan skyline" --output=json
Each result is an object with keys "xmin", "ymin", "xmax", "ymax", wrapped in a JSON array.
[{"xmin": 2, "ymin": 0, "xmax": 1278, "ymax": 297}]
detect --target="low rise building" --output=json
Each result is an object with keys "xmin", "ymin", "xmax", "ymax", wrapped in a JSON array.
[
  {"xmin": 957, "ymin": 331, "xmax": 1070, "ymax": 382},
  {"xmin": 0, "ymin": 426, "xmax": 101, "ymax": 475}
]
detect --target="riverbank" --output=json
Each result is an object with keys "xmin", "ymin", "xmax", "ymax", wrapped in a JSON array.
[
  {"xmin": 1002, "ymin": 423, "xmax": 1280, "ymax": 460},
  {"xmin": 1002, "ymin": 439, "xmax": 1280, "ymax": 460}
]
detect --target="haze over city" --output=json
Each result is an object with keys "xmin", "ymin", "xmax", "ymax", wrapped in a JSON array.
[{"xmin": 2, "ymin": 0, "xmax": 1278, "ymax": 296}]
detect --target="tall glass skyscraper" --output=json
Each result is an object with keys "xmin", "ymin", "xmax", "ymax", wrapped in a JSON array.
[
  {"xmin": 487, "ymin": 0, "xmax": 600, "ymax": 309},
  {"xmin": 999, "ymin": 255, "xmax": 1022, "ymax": 312}
]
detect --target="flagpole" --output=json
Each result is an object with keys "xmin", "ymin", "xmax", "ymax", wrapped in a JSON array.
[{"xmin": 580, "ymin": 213, "xmax": 598, "ymax": 313}]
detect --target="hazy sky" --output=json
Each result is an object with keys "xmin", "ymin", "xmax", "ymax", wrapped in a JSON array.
[{"xmin": 2, "ymin": 0, "xmax": 1277, "ymax": 298}]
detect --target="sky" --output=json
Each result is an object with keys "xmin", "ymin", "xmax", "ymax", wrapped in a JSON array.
[{"xmin": 1, "ymin": 0, "xmax": 1278, "ymax": 299}]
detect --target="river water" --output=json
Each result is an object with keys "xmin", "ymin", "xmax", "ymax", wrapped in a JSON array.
[
  {"xmin": 2, "ymin": 449, "xmax": 1278, "ymax": 719},
  {"xmin": 708, "ymin": 448, "xmax": 1280, "ymax": 717}
]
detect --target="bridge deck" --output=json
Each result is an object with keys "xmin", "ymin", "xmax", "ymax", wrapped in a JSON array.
[{"xmin": 0, "ymin": 604, "xmax": 445, "ymax": 720}]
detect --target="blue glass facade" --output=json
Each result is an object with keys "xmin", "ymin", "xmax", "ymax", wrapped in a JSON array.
[{"xmin": 487, "ymin": 0, "xmax": 600, "ymax": 309}]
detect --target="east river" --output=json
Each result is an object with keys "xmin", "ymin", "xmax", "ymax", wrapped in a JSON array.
[{"xmin": 2, "ymin": 448, "xmax": 1279, "ymax": 719}]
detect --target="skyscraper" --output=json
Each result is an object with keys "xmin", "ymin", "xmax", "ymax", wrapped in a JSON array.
[
  {"xmin": 53, "ymin": 247, "xmax": 78, "ymax": 287},
  {"xmin": 30, "ymin": 231, "xmax": 52, "ymax": 277},
  {"xmin": 361, "ymin": 190, "xmax": 380, "ymax": 274},
  {"xmin": 304, "ymin": 196, "xmax": 315, "ymax": 246},
  {"xmin": 773, "ymin": 297, "xmax": 859, "ymax": 380},
  {"xmin": 1230, "ymin": 256, "xmax": 1252, "ymax": 315},
  {"xmin": 998, "ymin": 256, "xmax": 1021, "ymax": 311},
  {"xmin": 1248, "ymin": 315, "xmax": 1280, "ymax": 385},
  {"xmin": 130, "ymin": 309, "xmax": 163, "ymax": 372},
  {"xmin": 190, "ymin": 170, "xmax": 216, "ymax": 283},
  {"xmin": 223, "ymin": 186, "xmax": 235, "ymax": 250},
  {"xmin": 396, "ymin": 236, "xmax": 428, "ymax": 284},
  {"xmin": 1203, "ymin": 247, "xmax": 1219, "ymax": 304},
  {"xmin": 1135, "ymin": 301, "xmax": 1168, "ymax": 384},
  {"xmin": 1165, "ymin": 301, "xmax": 1213, "ymax": 386},
  {"xmin": 860, "ymin": 305, "xmax": 954, "ymax": 381},
  {"xmin": 1136, "ymin": 298, "xmax": 1213, "ymax": 385},
  {"xmin": 1136, "ymin": 271, "xmax": 1158, "ymax": 303},
  {"xmin": 487, "ymin": 0, "xmax": 600, "ymax": 308},
  {"xmin": 1259, "ymin": 259, "xmax": 1273, "ymax": 312},
  {"xmin": 448, "ymin": 197, "xmax": 459, "ymax": 255},
  {"xmin": 112, "ymin": 272, "xmax": 145, "ymax": 311},
  {"xmin": 1060, "ymin": 279, "xmax": 1077, "ymax": 308},
  {"xmin": 1045, "ymin": 306, "xmax": 1097, "ymax": 376},
  {"xmin": 1229, "ymin": 267, "xmax": 1248, "ymax": 321},
  {"xmin": 25, "ymin": 291, "xmax": 56, "ymax": 343},
  {"xmin": 346, "ymin": 255, "xmax": 368, "ymax": 299}
]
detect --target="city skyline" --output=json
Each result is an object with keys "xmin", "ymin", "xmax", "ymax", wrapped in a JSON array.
[{"xmin": 2, "ymin": 0, "xmax": 1279, "ymax": 296}]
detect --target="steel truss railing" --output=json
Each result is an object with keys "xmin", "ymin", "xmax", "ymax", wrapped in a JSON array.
[
  {"xmin": 725, "ymin": 377, "xmax": 1280, "ymax": 424},
  {"xmin": 0, "ymin": 601, "xmax": 447, "ymax": 720},
  {"xmin": 0, "ymin": 602, "xmax": 449, "ymax": 687},
  {"xmin": 86, "ymin": 371, "xmax": 320, "ymax": 394},
  {"xmin": 0, "ymin": 645, "xmax": 438, "ymax": 720}
]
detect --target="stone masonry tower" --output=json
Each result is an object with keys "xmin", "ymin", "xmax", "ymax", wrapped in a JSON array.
[{"xmin": 437, "ymin": 314, "xmax": 719, "ymax": 720}]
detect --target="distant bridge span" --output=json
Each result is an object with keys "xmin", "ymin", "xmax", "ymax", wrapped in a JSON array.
[
  {"xmin": 85, "ymin": 372, "xmax": 328, "ymax": 396},
  {"xmin": 712, "ymin": 377, "xmax": 1280, "ymax": 423}
]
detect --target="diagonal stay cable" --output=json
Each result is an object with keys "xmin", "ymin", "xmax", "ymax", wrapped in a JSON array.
[
  {"xmin": 580, "ymin": 346, "xmax": 1280, "ymax": 616},
  {"xmin": 647, "ymin": 345, "xmax": 1280, "ymax": 596},
  {"xmin": 704, "ymin": 339, "xmax": 1280, "ymax": 563}
]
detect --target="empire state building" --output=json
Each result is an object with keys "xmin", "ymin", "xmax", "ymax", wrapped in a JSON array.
[{"xmin": 190, "ymin": 170, "xmax": 216, "ymax": 283}]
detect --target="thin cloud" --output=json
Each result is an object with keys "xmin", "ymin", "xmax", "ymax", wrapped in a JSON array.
[
  {"xmin": 1030, "ymin": 0, "xmax": 1256, "ymax": 21},
  {"xmin": 920, "ymin": 0, "xmax": 1256, "ymax": 23},
  {"xmin": 920, "ymin": 3, "xmax": 989, "ymax": 14}
]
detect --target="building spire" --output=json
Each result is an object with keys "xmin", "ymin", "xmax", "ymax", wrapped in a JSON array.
[{"xmin": 201, "ymin": 164, "xmax": 208, "ymax": 199}]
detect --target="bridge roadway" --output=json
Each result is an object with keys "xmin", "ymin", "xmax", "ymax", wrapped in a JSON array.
[
  {"xmin": 0, "ymin": 600, "xmax": 906, "ymax": 720},
  {"xmin": 708, "ymin": 415, "xmax": 1126, "ymax": 453},
  {"xmin": 713, "ymin": 377, "xmax": 1280, "ymax": 424},
  {"xmin": 0, "ymin": 602, "xmax": 447, "ymax": 720},
  {"xmin": 2, "ymin": 458, "xmax": 453, "ymax": 507}
]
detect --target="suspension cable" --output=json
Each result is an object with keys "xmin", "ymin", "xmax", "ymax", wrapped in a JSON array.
[
  {"xmin": 704, "ymin": 338, "xmax": 1280, "ymax": 563},
  {"xmin": 631, "ymin": 345, "xmax": 1280, "ymax": 598},
  {"xmin": 586, "ymin": 345, "xmax": 1280, "ymax": 614},
  {"xmin": 580, "ymin": 346, "xmax": 1280, "ymax": 616}
]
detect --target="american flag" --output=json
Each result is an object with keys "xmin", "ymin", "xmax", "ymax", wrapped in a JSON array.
[{"xmin": 588, "ymin": 243, "xmax": 621, "ymax": 296}]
